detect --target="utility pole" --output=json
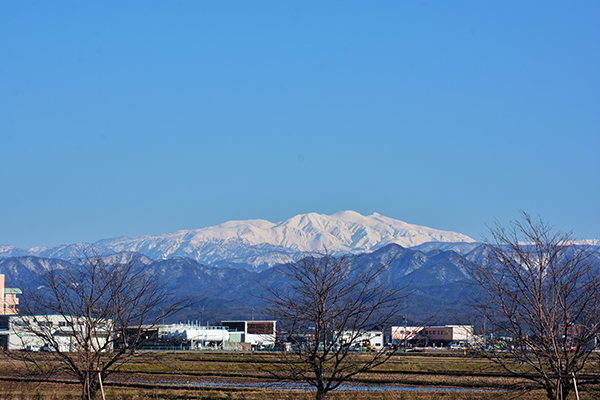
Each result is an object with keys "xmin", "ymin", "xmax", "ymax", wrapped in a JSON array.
[{"xmin": 404, "ymin": 315, "xmax": 407, "ymax": 352}]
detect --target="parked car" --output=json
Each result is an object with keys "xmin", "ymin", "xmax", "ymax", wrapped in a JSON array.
[{"xmin": 25, "ymin": 345, "xmax": 40, "ymax": 352}]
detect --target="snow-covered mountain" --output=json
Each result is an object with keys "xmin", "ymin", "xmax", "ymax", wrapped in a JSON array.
[{"xmin": 0, "ymin": 211, "xmax": 475, "ymax": 271}]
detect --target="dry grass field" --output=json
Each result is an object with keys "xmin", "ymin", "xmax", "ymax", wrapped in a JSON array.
[{"xmin": 0, "ymin": 350, "xmax": 598, "ymax": 399}]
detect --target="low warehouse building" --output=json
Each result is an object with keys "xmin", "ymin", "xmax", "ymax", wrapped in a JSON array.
[
  {"xmin": 384, "ymin": 325, "xmax": 474, "ymax": 347},
  {"xmin": 0, "ymin": 314, "xmax": 112, "ymax": 351},
  {"xmin": 221, "ymin": 320, "xmax": 276, "ymax": 348}
]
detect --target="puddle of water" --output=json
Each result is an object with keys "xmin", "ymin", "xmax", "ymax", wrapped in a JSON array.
[{"xmin": 136, "ymin": 379, "xmax": 501, "ymax": 393}]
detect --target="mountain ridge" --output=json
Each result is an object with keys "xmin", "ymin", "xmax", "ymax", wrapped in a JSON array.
[
  {"xmin": 0, "ymin": 211, "xmax": 476, "ymax": 270},
  {"xmin": 0, "ymin": 243, "xmax": 482, "ymax": 323},
  {"xmin": 2, "ymin": 243, "xmax": 598, "ymax": 323}
]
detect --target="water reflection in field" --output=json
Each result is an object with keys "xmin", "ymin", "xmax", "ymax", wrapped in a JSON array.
[{"xmin": 145, "ymin": 379, "xmax": 501, "ymax": 393}]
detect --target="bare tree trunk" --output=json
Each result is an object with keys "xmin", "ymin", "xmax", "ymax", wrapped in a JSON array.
[
  {"xmin": 82, "ymin": 371, "xmax": 100, "ymax": 400},
  {"xmin": 83, "ymin": 374, "xmax": 89, "ymax": 400}
]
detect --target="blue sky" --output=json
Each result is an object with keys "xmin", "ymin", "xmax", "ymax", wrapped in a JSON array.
[{"xmin": 1, "ymin": 1, "xmax": 599, "ymax": 249}]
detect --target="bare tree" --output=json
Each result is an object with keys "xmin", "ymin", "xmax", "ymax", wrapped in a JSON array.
[
  {"xmin": 13, "ymin": 246, "xmax": 192, "ymax": 400},
  {"xmin": 466, "ymin": 213, "xmax": 600, "ymax": 400},
  {"xmin": 264, "ymin": 249, "xmax": 407, "ymax": 400}
]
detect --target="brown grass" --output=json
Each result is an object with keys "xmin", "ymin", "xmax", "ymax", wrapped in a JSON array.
[{"xmin": 0, "ymin": 350, "xmax": 598, "ymax": 399}]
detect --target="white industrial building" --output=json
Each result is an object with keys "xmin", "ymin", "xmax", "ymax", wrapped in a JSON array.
[
  {"xmin": 160, "ymin": 323, "xmax": 232, "ymax": 349},
  {"xmin": 221, "ymin": 320, "xmax": 276, "ymax": 347},
  {"xmin": 0, "ymin": 314, "xmax": 112, "ymax": 351}
]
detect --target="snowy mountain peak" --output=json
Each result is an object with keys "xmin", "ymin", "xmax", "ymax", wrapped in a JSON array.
[{"xmin": 1, "ymin": 211, "xmax": 475, "ymax": 270}]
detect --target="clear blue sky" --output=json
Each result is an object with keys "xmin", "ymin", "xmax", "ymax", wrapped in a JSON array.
[{"xmin": 1, "ymin": 1, "xmax": 599, "ymax": 249}]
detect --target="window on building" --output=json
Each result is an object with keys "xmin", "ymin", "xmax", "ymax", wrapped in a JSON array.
[
  {"xmin": 222, "ymin": 322, "xmax": 245, "ymax": 333},
  {"xmin": 247, "ymin": 322, "xmax": 274, "ymax": 335}
]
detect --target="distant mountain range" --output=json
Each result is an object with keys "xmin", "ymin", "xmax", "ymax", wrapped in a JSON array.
[
  {"xmin": 0, "ymin": 243, "xmax": 485, "ymax": 324},
  {"xmin": 0, "ymin": 211, "xmax": 476, "ymax": 271},
  {"xmin": 1, "ymin": 211, "xmax": 597, "ymax": 323}
]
